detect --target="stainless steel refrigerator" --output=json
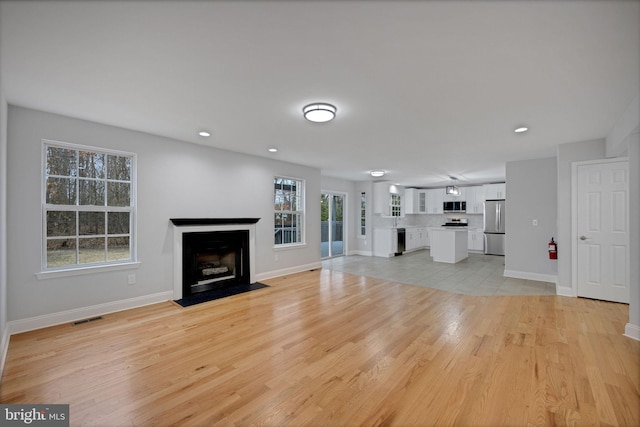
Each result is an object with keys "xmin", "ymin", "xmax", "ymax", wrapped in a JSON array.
[{"xmin": 484, "ymin": 199, "xmax": 505, "ymax": 255}]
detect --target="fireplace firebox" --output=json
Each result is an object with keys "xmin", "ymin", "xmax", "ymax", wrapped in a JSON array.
[{"xmin": 182, "ymin": 230, "xmax": 249, "ymax": 296}]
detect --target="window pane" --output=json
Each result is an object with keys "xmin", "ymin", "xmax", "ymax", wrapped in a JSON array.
[
  {"xmin": 107, "ymin": 155, "xmax": 131, "ymax": 181},
  {"xmin": 78, "ymin": 151, "xmax": 105, "ymax": 179},
  {"xmin": 108, "ymin": 212, "xmax": 130, "ymax": 235},
  {"xmin": 46, "ymin": 146, "xmax": 77, "ymax": 177},
  {"xmin": 47, "ymin": 239, "xmax": 76, "ymax": 267},
  {"xmin": 78, "ymin": 237, "xmax": 106, "ymax": 264},
  {"xmin": 79, "ymin": 211, "xmax": 105, "ymax": 235},
  {"xmin": 47, "ymin": 211, "xmax": 76, "ymax": 236},
  {"xmin": 275, "ymin": 189, "xmax": 285, "ymax": 211},
  {"xmin": 107, "ymin": 182, "xmax": 130, "ymax": 207},
  {"xmin": 79, "ymin": 179, "xmax": 105, "ymax": 205},
  {"xmin": 46, "ymin": 177, "xmax": 76, "ymax": 204},
  {"xmin": 107, "ymin": 237, "xmax": 130, "ymax": 261}
]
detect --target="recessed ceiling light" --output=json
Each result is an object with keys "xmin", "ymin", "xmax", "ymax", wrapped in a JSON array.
[
  {"xmin": 268, "ymin": 147, "xmax": 278, "ymax": 153},
  {"xmin": 198, "ymin": 131, "xmax": 211, "ymax": 137},
  {"xmin": 370, "ymin": 170, "xmax": 386, "ymax": 177},
  {"xmin": 303, "ymin": 103, "xmax": 337, "ymax": 123},
  {"xmin": 514, "ymin": 126, "xmax": 529, "ymax": 133}
]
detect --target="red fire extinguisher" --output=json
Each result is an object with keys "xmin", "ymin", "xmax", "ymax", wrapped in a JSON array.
[{"xmin": 548, "ymin": 238, "xmax": 557, "ymax": 260}]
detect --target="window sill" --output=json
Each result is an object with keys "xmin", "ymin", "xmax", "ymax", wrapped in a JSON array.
[
  {"xmin": 36, "ymin": 261, "xmax": 141, "ymax": 280},
  {"xmin": 273, "ymin": 243, "xmax": 307, "ymax": 251}
]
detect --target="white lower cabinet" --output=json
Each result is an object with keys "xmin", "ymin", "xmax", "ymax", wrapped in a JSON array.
[
  {"xmin": 406, "ymin": 227, "xmax": 427, "ymax": 252},
  {"xmin": 373, "ymin": 228, "xmax": 398, "ymax": 258},
  {"xmin": 468, "ymin": 230, "xmax": 484, "ymax": 252}
]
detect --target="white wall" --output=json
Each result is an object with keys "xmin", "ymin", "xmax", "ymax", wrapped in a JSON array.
[
  {"xmin": 504, "ymin": 157, "xmax": 557, "ymax": 282},
  {"xmin": 606, "ymin": 94, "xmax": 639, "ymax": 340},
  {"xmin": 6, "ymin": 106, "xmax": 321, "ymax": 325},
  {"xmin": 0, "ymin": 19, "xmax": 8, "ymax": 377},
  {"xmin": 556, "ymin": 139, "xmax": 606, "ymax": 296}
]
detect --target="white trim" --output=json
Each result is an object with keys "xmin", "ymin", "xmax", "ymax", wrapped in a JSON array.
[
  {"xmin": 172, "ymin": 223, "xmax": 257, "ymax": 300},
  {"xmin": 624, "ymin": 323, "xmax": 640, "ymax": 341},
  {"xmin": 36, "ymin": 261, "xmax": 141, "ymax": 280},
  {"xmin": 0, "ymin": 326, "xmax": 9, "ymax": 384},
  {"xmin": 6, "ymin": 291, "xmax": 172, "ymax": 335},
  {"xmin": 255, "ymin": 261, "xmax": 322, "ymax": 282},
  {"xmin": 503, "ymin": 269, "xmax": 557, "ymax": 284},
  {"xmin": 348, "ymin": 250, "xmax": 373, "ymax": 256},
  {"xmin": 556, "ymin": 286, "xmax": 576, "ymax": 297}
]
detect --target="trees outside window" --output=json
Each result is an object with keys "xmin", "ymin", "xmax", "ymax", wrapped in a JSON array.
[{"xmin": 43, "ymin": 141, "xmax": 135, "ymax": 269}]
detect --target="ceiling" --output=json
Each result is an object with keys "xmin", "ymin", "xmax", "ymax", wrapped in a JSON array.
[{"xmin": 1, "ymin": 1, "xmax": 638, "ymax": 188}]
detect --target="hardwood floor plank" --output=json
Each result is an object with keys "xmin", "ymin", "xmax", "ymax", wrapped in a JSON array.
[{"xmin": 1, "ymin": 269, "xmax": 638, "ymax": 426}]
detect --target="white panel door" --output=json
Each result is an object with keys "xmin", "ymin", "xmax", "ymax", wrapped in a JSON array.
[{"xmin": 576, "ymin": 160, "xmax": 629, "ymax": 303}]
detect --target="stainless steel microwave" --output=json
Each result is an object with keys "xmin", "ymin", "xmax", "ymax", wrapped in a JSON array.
[{"xmin": 443, "ymin": 201, "xmax": 466, "ymax": 213}]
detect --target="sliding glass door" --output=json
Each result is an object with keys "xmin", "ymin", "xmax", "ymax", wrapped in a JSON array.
[{"xmin": 321, "ymin": 193, "xmax": 345, "ymax": 258}]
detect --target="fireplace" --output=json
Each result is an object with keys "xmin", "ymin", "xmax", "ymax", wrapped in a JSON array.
[
  {"xmin": 182, "ymin": 230, "xmax": 249, "ymax": 296},
  {"xmin": 171, "ymin": 218, "xmax": 259, "ymax": 301}
]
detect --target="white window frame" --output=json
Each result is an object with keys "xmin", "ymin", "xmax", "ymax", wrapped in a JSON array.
[
  {"xmin": 274, "ymin": 176, "xmax": 305, "ymax": 248},
  {"xmin": 39, "ymin": 139, "xmax": 137, "ymax": 275},
  {"xmin": 359, "ymin": 191, "xmax": 366, "ymax": 238}
]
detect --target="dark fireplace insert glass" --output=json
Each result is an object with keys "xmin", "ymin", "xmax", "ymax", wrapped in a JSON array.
[{"xmin": 182, "ymin": 230, "xmax": 250, "ymax": 296}]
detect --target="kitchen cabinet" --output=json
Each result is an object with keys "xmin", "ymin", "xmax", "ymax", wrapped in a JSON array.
[
  {"xmin": 464, "ymin": 186, "xmax": 484, "ymax": 214},
  {"xmin": 405, "ymin": 189, "xmax": 427, "ymax": 214},
  {"xmin": 468, "ymin": 229, "xmax": 484, "ymax": 251},
  {"xmin": 430, "ymin": 228, "xmax": 469, "ymax": 263},
  {"xmin": 426, "ymin": 188, "xmax": 443, "ymax": 214},
  {"xmin": 483, "ymin": 183, "xmax": 506, "ymax": 200},
  {"xmin": 374, "ymin": 182, "xmax": 404, "ymax": 216},
  {"xmin": 406, "ymin": 227, "xmax": 427, "ymax": 252},
  {"xmin": 373, "ymin": 228, "xmax": 398, "ymax": 257}
]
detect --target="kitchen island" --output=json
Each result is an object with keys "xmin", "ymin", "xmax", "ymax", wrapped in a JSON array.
[{"xmin": 429, "ymin": 227, "xmax": 468, "ymax": 263}]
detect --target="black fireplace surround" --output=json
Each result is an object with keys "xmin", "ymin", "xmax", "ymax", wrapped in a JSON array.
[{"xmin": 171, "ymin": 218, "xmax": 260, "ymax": 299}]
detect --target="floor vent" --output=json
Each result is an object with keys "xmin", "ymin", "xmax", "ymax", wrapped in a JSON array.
[{"xmin": 72, "ymin": 316, "xmax": 104, "ymax": 326}]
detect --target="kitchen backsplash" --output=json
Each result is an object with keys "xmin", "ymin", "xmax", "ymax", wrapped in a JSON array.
[{"xmin": 373, "ymin": 213, "xmax": 484, "ymax": 230}]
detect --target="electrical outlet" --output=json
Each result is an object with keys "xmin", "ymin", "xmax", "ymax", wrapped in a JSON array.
[
  {"xmin": 274, "ymin": 253, "xmax": 279, "ymax": 261},
  {"xmin": 127, "ymin": 274, "xmax": 136, "ymax": 285},
  {"xmin": 532, "ymin": 219, "xmax": 538, "ymax": 226}
]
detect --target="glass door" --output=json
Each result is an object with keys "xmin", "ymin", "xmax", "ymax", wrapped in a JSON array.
[{"xmin": 321, "ymin": 193, "xmax": 345, "ymax": 258}]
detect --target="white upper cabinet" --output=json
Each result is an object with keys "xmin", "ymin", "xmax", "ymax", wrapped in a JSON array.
[
  {"xmin": 483, "ymin": 183, "xmax": 506, "ymax": 200},
  {"xmin": 426, "ymin": 188, "xmax": 444, "ymax": 214},
  {"xmin": 374, "ymin": 182, "xmax": 404, "ymax": 216},
  {"xmin": 464, "ymin": 186, "xmax": 484, "ymax": 214},
  {"xmin": 405, "ymin": 189, "xmax": 427, "ymax": 214}
]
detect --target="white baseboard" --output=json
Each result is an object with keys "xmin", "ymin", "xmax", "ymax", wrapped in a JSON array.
[
  {"xmin": 7, "ymin": 291, "xmax": 173, "ymax": 335},
  {"xmin": 503, "ymin": 269, "xmax": 558, "ymax": 284},
  {"xmin": 255, "ymin": 261, "xmax": 323, "ymax": 282},
  {"xmin": 555, "ymin": 286, "xmax": 576, "ymax": 297},
  {"xmin": 624, "ymin": 323, "xmax": 640, "ymax": 341},
  {"xmin": 347, "ymin": 250, "xmax": 373, "ymax": 256},
  {"xmin": 0, "ymin": 326, "xmax": 9, "ymax": 384}
]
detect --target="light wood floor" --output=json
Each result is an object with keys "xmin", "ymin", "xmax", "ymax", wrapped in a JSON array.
[{"xmin": 1, "ymin": 269, "xmax": 638, "ymax": 426}]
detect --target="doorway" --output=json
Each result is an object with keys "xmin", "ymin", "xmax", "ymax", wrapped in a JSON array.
[
  {"xmin": 574, "ymin": 158, "xmax": 629, "ymax": 303},
  {"xmin": 321, "ymin": 192, "xmax": 345, "ymax": 258}
]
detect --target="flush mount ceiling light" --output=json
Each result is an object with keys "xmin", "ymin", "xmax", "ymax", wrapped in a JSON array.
[
  {"xmin": 303, "ymin": 103, "xmax": 337, "ymax": 123},
  {"xmin": 370, "ymin": 170, "xmax": 386, "ymax": 178},
  {"xmin": 514, "ymin": 126, "xmax": 529, "ymax": 133},
  {"xmin": 198, "ymin": 131, "xmax": 211, "ymax": 137},
  {"xmin": 268, "ymin": 147, "xmax": 278, "ymax": 153}
]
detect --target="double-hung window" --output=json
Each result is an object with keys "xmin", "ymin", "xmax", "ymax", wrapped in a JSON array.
[
  {"xmin": 274, "ymin": 176, "xmax": 304, "ymax": 246},
  {"xmin": 43, "ymin": 140, "xmax": 136, "ymax": 270}
]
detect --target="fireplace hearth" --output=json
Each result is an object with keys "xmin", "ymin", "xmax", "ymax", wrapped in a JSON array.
[{"xmin": 171, "ymin": 218, "xmax": 260, "ymax": 303}]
